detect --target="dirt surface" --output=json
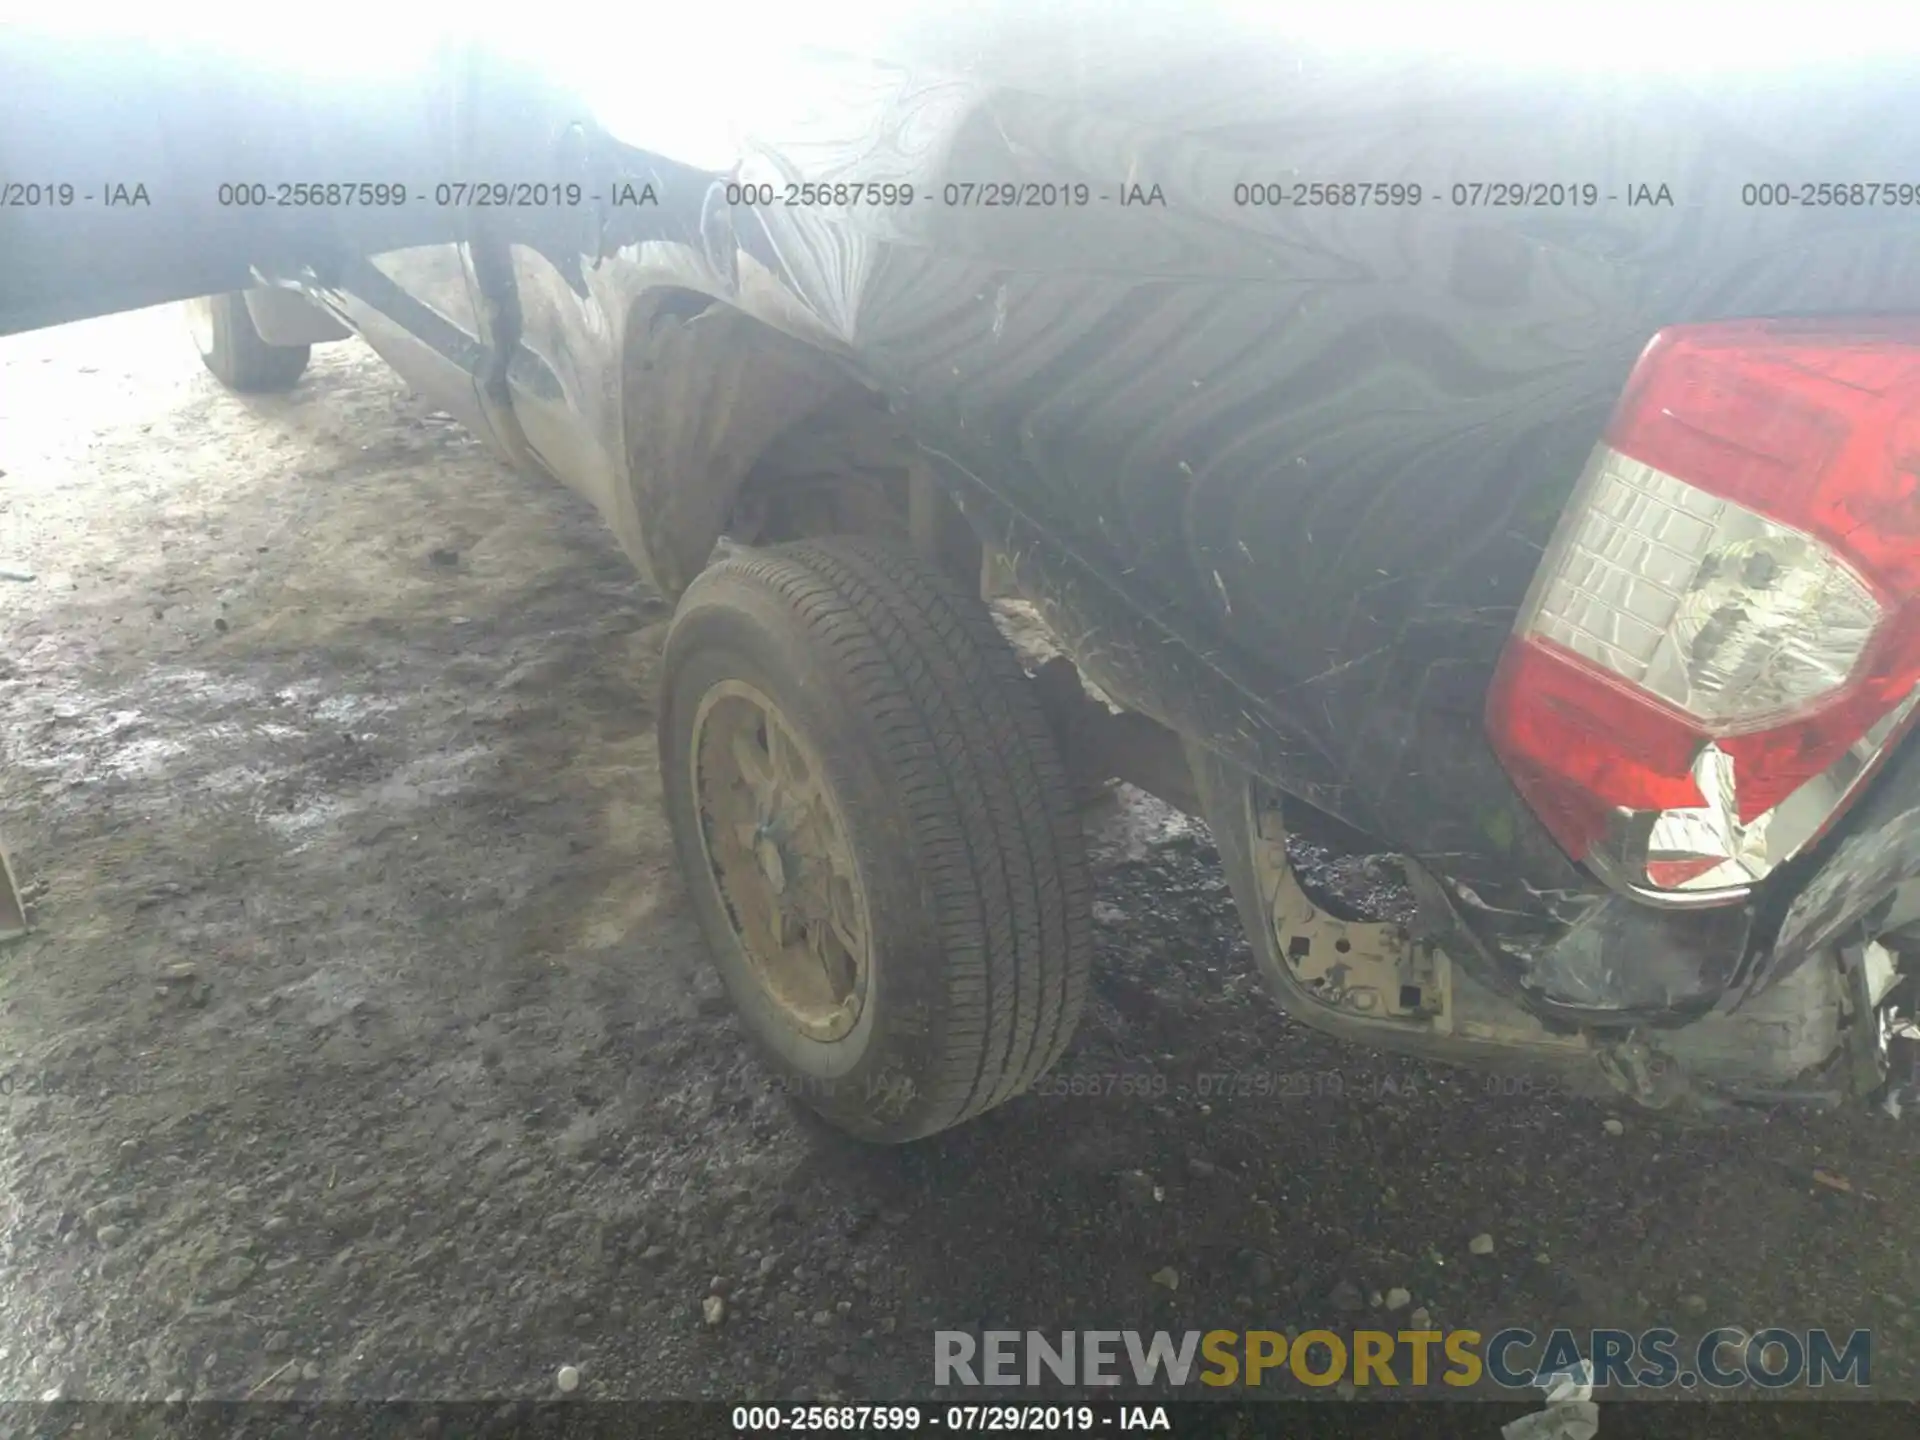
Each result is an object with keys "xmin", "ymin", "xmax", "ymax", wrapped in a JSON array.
[{"xmin": 2, "ymin": 309, "xmax": 1919, "ymax": 1414}]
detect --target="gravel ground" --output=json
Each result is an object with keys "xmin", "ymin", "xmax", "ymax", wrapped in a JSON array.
[{"xmin": 1, "ymin": 309, "xmax": 1918, "ymax": 1418}]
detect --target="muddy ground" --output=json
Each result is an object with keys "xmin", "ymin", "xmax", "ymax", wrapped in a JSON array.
[{"xmin": 1, "ymin": 309, "xmax": 1918, "ymax": 1419}]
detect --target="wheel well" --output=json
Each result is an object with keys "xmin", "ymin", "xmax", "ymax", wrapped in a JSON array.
[
  {"xmin": 611, "ymin": 288, "xmax": 956, "ymax": 592},
  {"xmin": 616, "ymin": 287, "xmax": 981, "ymax": 593},
  {"xmin": 729, "ymin": 394, "xmax": 986, "ymax": 593},
  {"xmin": 727, "ymin": 392, "xmax": 915, "ymax": 549}
]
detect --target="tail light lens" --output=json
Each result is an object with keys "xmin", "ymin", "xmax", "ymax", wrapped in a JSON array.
[{"xmin": 1487, "ymin": 321, "xmax": 1920, "ymax": 905}]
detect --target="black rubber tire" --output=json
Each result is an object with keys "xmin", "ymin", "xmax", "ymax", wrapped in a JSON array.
[
  {"xmin": 659, "ymin": 536, "xmax": 1093, "ymax": 1142},
  {"xmin": 185, "ymin": 293, "xmax": 310, "ymax": 393}
]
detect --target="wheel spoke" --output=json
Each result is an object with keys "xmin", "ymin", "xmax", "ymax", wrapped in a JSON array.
[
  {"xmin": 826, "ymin": 876, "xmax": 865, "ymax": 967},
  {"xmin": 812, "ymin": 920, "xmax": 857, "ymax": 998},
  {"xmin": 769, "ymin": 720, "xmax": 813, "ymax": 802},
  {"xmin": 826, "ymin": 913, "xmax": 864, "ymax": 972},
  {"xmin": 730, "ymin": 725, "xmax": 779, "ymax": 808}
]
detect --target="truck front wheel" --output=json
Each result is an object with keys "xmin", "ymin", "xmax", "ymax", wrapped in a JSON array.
[
  {"xmin": 658, "ymin": 536, "xmax": 1093, "ymax": 1142},
  {"xmin": 184, "ymin": 292, "xmax": 310, "ymax": 393}
]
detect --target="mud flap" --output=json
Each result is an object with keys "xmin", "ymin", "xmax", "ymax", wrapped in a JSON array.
[{"xmin": 0, "ymin": 844, "xmax": 26, "ymax": 942}]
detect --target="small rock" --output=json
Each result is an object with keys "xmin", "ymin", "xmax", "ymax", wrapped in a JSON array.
[
  {"xmin": 1385, "ymin": 1287, "xmax": 1411, "ymax": 1312},
  {"xmin": 835, "ymin": 1300, "xmax": 852, "ymax": 1316},
  {"xmin": 556, "ymin": 1365, "xmax": 581, "ymax": 1393},
  {"xmin": 1150, "ymin": 1266, "xmax": 1180, "ymax": 1291},
  {"xmin": 1187, "ymin": 1157, "xmax": 1217, "ymax": 1179},
  {"xmin": 1335, "ymin": 1379, "xmax": 1356, "ymax": 1401},
  {"xmin": 300, "ymin": 1361, "xmax": 322, "ymax": 1382},
  {"xmin": 1410, "ymin": 1307, "xmax": 1433, "ymax": 1330},
  {"xmin": 1603, "ymin": 1118, "xmax": 1625, "ymax": 1137},
  {"xmin": 263, "ymin": 1216, "xmax": 291, "ymax": 1237},
  {"xmin": 825, "ymin": 1353, "xmax": 854, "ymax": 1379},
  {"xmin": 1329, "ymin": 1279, "xmax": 1365, "ymax": 1312},
  {"xmin": 264, "ymin": 1331, "xmax": 292, "ymax": 1356},
  {"xmin": 198, "ymin": 1254, "xmax": 256, "ymax": 1298},
  {"xmin": 96, "ymin": 1225, "xmax": 128, "ymax": 1248},
  {"xmin": 40, "ymin": 1387, "xmax": 63, "ymax": 1403},
  {"xmin": 84, "ymin": 1196, "xmax": 139, "ymax": 1228},
  {"xmin": 164, "ymin": 1388, "xmax": 187, "ymax": 1405},
  {"xmin": 703, "ymin": 1295, "xmax": 726, "ymax": 1327},
  {"xmin": 100, "ymin": 1251, "xmax": 137, "ymax": 1279},
  {"xmin": 1368, "ymin": 1290, "xmax": 1384, "ymax": 1309},
  {"xmin": 555, "ymin": 1116, "xmax": 608, "ymax": 1163},
  {"xmin": 1681, "ymin": 1294, "xmax": 1708, "ymax": 1316},
  {"xmin": 429, "ymin": 548, "xmax": 460, "ymax": 568},
  {"xmin": 639, "ymin": 1245, "xmax": 668, "ymax": 1264},
  {"xmin": 709, "ymin": 1275, "xmax": 731, "ymax": 1298},
  {"xmin": 757, "ymin": 1252, "xmax": 780, "ymax": 1279},
  {"xmin": 1117, "ymin": 1170, "xmax": 1159, "ymax": 1207},
  {"xmin": 812, "ymin": 1310, "xmax": 832, "ymax": 1327},
  {"xmin": 1092, "ymin": 901, "xmax": 1126, "ymax": 927},
  {"xmin": 879, "ymin": 1317, "xmax": 897, "ymax": 1336},
  {"xmin": 1468, "ymin": 1233, "xmax": 1495, "ymax": 1256}
]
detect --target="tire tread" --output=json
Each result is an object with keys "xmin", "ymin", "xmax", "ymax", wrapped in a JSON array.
[{"xmin": 677, "ymin": 536, "xmax": 1092, "ymax": 1135}]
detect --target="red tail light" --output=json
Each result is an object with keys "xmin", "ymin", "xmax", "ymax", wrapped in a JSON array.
[{"xmin": 1487, "ymin": 320, "xmax": 1920, "ymax": 905}]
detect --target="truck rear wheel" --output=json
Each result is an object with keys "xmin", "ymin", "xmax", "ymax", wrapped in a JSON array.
[
  {"xmin": 658, "ymin": 536, "xmax": 1093, "ymax": 1142},
  {"xmin": 184, "ymin": 293, "xmax": 310, "ymax": 393}
]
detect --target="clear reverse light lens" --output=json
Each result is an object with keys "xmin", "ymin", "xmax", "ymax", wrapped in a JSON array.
[{"xmin": 1533, "ymin": 452, "xmax": 1882, "ymax": 726}]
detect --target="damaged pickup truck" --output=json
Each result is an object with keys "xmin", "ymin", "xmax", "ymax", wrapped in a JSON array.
[{"xmin": 72, "ymin": 7, "xmax": 1920, "ymax": 1137}]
